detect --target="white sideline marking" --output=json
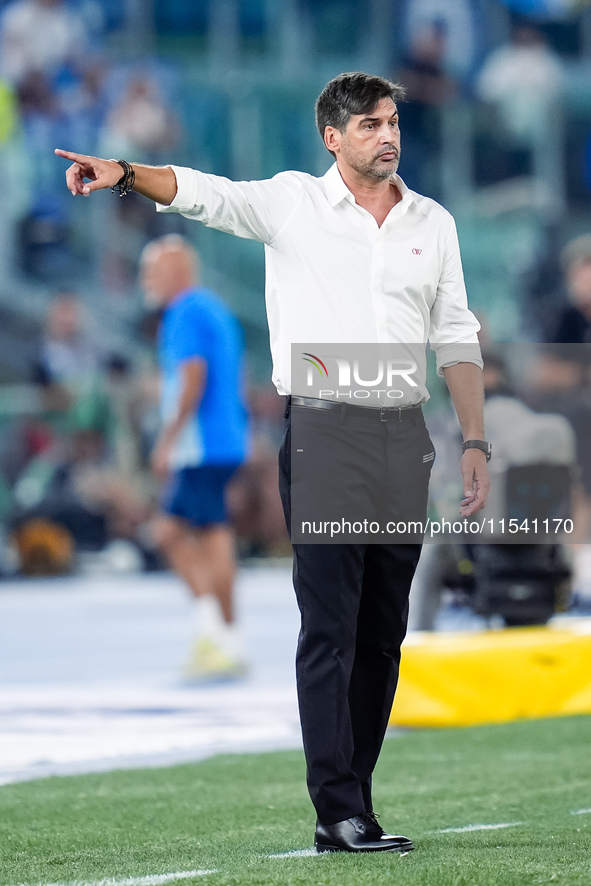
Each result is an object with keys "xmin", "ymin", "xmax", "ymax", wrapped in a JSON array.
[
  {"xmin": 266, "ymin": 847, "xmax": 411, "ymax": 859},
  {"xmin": 571, "ymin": 808, "xmax": 591, "ymax": 815},
  {"xmin": 435, "ymin": 822, "xmax": 524, "ymax": 833},
  {"xmin": 4, "ymin": 870, "xmax": 216, "ymax": 886},
  {"xmin": 267, "ymin": 849, "xmax": 318, "ymax": 858}
]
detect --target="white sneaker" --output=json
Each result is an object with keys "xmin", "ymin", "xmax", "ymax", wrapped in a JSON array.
[{"xmin": 182, "ymin": 636, "xmax": 248, "ymax": 683}]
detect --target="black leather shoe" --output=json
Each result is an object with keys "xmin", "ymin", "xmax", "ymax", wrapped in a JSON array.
[{"xmin": 315, "ymin": 812, "xmax": 414, "ymax": 853}]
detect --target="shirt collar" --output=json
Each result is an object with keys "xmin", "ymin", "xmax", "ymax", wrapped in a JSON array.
[{"xmin": 322, "ymin": 162, "xmax": 414, "ymax": 211}]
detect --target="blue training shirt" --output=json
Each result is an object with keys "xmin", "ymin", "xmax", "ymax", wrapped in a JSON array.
[{"xmin": 158, "ymin": 287, "xmax": 249, "ymax": 468}]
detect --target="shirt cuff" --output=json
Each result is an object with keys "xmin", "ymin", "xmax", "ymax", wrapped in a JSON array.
[
  {"xmin": 155, "ymin": 165, "xmax": 198, "ymax": 213},
  {"xmin": 433, "ymin": 343, "xmax": 483, "ymax": 377}
]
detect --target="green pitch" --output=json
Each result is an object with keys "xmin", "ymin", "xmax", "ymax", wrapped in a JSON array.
[{"xmin": 1, "ymin": 715, "xmax": 590, "ymax": 886}]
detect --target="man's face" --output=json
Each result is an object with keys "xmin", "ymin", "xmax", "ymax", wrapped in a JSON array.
[
  {"xmin": 326, "ymin": 97, "xmax": 401, "ymax": 182},
  {"xmin": 140, "ymin": 245, "xmax": 195, "ymax": 308}
]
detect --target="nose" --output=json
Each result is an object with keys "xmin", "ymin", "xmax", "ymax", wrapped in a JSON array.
[{"xmin": 378, "ymin": 122, "xmax": 396, "ymax": 142}]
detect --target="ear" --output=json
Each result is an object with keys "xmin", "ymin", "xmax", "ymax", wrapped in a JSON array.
[{"xmin": 324, "ymin": 126, "xmax": 341, "ymax": 155}]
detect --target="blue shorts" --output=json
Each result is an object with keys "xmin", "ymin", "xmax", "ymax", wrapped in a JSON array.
[{"xmin": 161, "ymin": 464, "xmax": 241, "ymax": 528}]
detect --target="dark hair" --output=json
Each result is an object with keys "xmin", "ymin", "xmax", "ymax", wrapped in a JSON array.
[{"xmin": 315, "ymin": 72, "xmax": 405, "ymax": 152}]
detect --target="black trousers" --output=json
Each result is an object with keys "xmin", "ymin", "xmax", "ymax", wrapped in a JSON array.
[{"xmin": 278, "ymin": 401, "xmax": 433, "ymax": 824}]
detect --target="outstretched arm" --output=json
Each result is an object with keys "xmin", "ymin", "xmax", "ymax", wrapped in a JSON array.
[{"xmin": 54, "ymin": 150, "xmax": 178, "ymax": 206}]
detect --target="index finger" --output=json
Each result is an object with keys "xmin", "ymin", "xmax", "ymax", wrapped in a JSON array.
[{"xmin": 54, "ymin": 148, "xmax": 89, "ymax": 163}]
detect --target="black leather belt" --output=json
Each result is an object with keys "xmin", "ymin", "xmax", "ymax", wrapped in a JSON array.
[{"xmin": 289, "ymin": 396, "xmax": 423, "ymax": 422}]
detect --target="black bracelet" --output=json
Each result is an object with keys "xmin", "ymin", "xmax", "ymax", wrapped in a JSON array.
[
  {"xmin": 462, "ymin": 440, "xmax": 492, "ymax": 462},
  {"xmin": 110, "ymin": 159, "xmax": 135, "ymax": 197}
]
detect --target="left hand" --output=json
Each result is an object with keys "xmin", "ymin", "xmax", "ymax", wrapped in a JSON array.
[
  {"xmin": 459, "ymin": 450, "xmax": 490, "ymax": 517},
  {"xmin": 151, "ymin": 435, "xmax": 174, "ymax": 481}
]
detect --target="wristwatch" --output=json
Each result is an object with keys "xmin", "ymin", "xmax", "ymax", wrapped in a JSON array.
[{"xmin": 462, "ymin": 440, "xmax": 492, "ymax": 462}]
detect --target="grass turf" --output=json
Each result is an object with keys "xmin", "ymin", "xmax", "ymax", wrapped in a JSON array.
[{"xmin": 1, "ymin": 715, "xmax": 590, "ymax": 886}]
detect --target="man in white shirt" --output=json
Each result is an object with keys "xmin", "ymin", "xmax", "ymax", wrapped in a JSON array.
[{"xmin": 56, "ymin": 71, "xmax": 490, "ymax": 854}]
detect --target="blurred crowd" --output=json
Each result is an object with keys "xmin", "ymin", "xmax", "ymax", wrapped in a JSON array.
[
  {"xmin": 0, "ymin": 289, "xmax": 291, "ymax": 576},
  {"xmin": 0, "ymin": 0, "xmax": 181, "ymax": 181},
  {"xmin": 2, "ymin": 0, "xmax": 591, "ymax": 577}
]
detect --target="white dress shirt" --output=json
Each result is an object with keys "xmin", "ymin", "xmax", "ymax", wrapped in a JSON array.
[{"xmin": 157, "ymin": 162, "xmax": 482, "ymax": 397}]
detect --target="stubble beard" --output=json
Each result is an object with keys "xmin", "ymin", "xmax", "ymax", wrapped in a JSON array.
[{"xmin": 342, "ymin": 140, "xmax": 400, "ymax": 181}]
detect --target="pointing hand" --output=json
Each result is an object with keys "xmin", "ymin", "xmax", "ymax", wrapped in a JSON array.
[{"xmin": 54, "ymin": 149, "xmax": 123, "ymax": 197}]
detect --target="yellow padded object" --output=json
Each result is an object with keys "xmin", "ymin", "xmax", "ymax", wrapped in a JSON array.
[{"xmin": 390, "ymin": 620, "xmax": 591, "ymax": 728}]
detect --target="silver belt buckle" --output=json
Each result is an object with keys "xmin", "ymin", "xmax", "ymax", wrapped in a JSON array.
[{"xmin": 380, "ymin": 405, "xmax": 402, "ymax": 422}]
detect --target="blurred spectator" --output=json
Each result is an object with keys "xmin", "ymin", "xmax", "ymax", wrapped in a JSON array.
[
  {"xmin": 11, "ymin": 420, "xmax": 154, "ymax": 570},
  {"xmin": 476, "ymin": 24, "xmax": 565, "ymax": 148},
  {"xmin": 30, "ymin": 294, "xmax": 115, "ymax": 488},
  {"xmin": 550, "ymin": 235, "xmax": 591, "ymax": 344},
  {"xmin": 95, "ymin": 68, "xmax": 183, "ymax": 294},
  {"xmin": 396, "ymin": 20, "xmax": 457, "ymax": 197},
  {"xmin": 2, "ymin": 295, "xmax": 158, "ymax": 573},
  {"xmin": 32, "ymin": 293, "xmax": 101, "ymax": 393},
  {"xmin": 0, "ymin": 0, "xmax": 105, "ymax": 191},
  {"xmin": 55, "ymin": 57, "xmax": 107, "ymax": 156},
  {"xmin": 0, "ymin": 0, "xmax": 92, "ymax": 86},
  {"xmin": 401, "ymin": 0, "xmax": 482, "ymax": 81},
  {"xmin": 473, "ymin": 22, "xmax": 567, "ymax": 192},
  {"xmin": 100, "ymin": 74, "xmax": 181, "ymax": 163},
  {"xmin": 16, "ymin": 69, "xmax": 57, "ymax": 119}
]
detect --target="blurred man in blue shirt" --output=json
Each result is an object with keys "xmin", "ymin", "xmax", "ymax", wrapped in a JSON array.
[{"xmin": 142, "ymin": 234, "xmax": 249, "ymax": 680}]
